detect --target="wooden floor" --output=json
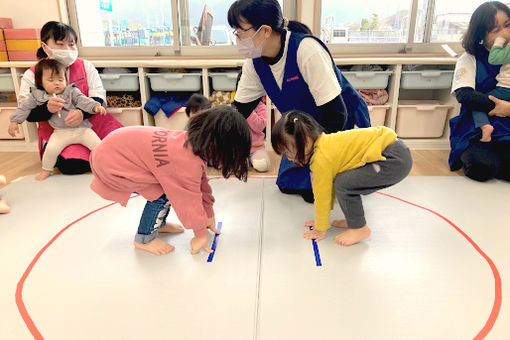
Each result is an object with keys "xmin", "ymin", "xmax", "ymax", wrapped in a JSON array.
[{"xmin": 0, "ymin": 150, "xmax": 462, "ymax": 184}]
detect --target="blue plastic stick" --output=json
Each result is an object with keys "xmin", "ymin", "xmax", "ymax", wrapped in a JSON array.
[
  {"xmin": 309, "ymin": 226, "xmax": 322, "ymax": 266},
  {"xmin": 207, "ymin": 222, "xmax": 223, "ymax": 262}
]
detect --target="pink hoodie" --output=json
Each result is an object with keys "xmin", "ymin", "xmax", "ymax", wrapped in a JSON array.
[
  {"xmin": 246, "ymin": 101, "xmax": 267, "ymax": 154},
  {"xmin": 90, "ymin": 126, "xmax": 214, "ymax": 237}
]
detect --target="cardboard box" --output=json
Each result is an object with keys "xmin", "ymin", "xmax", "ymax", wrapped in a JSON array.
[
  {"xmin": 6, "ymin": 39, "xmax": 41, "ymax": 51},
  {"xmin": 4, "ymin": 28, "xmax": 41, "ymax": 40},
  {"xmin": 7, "ymin": 50, "xmax": 38, "ymax": 61}
]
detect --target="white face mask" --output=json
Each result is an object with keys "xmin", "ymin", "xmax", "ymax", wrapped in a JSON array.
[
  {"xmin": 43, "ymin": 43, "xmax": 78, "ymax": 67},
  {"xmin": 236, "ymin": 27, "xmax": 264, "ymax": 59}
]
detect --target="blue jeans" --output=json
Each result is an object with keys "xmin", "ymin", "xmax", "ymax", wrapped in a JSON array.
[
  {"xmin": 472, "ymin": 86, "xmax": 510, "ymax": 128},
  {"xmin": 135, "ymin": 194, "xmax": 171, "ymax": 244}
]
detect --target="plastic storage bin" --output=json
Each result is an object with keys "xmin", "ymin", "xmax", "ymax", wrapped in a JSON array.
[
  {"xmin": 0, "ymin": 73, "xmax": 14, "ymax": 92},
  {"xmin": 209, "ymin": 72, "xmax": 238, "ymax": 91},
  {"xmin": 368, "ymin": 105, "xmax": 389, "ymax": 126},
  {"xmin": 0, "ymin": 106, "xmax": 24, "ymax": 139},
  {"xmin": 342, "ymin": 71, "xmax": 392, "ymax": 89},
  {"xmin": 395, "ymin": 100, "xmax": 453, "ymax": 138},
  {"xmin": 100, "ymin": 73, "xmax": 139, "ymax": 91},
  {"xmin": 146, "ymin": 73, "xmax": 201, "ymax": 91},
  {"xmin": 400, "ymin": 70, "xmax": 454, "ymax": 89},
  {"xmin": 108, "ymin": 107, "xmax": 143, "ymax": 126}
]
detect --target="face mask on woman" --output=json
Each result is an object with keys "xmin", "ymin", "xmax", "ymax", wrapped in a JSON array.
[
  {"xmin": 43, "ymin": 43, "xmax": 78, "ymax": 67},
  {"xmin": 236, "ymin": 27, "xmax": 264, "ymax": 59}
]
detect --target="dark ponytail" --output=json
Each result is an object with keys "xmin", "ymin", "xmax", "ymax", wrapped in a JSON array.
[
  {"xmin": 271, "ymin": 110, "xmax": 323, "ymax": 165},
  {"xmin": 228, "ymin": 0, "xmax": 312, "ymax": 35}
]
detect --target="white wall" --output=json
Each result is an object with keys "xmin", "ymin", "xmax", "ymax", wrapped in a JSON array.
[{"xmin": 1, "ymin": 0, "xmax": 60, "ymax": 29}]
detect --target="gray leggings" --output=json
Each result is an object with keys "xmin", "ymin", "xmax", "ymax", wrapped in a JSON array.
[{"xmin": 334, "ymin": 139, "xmax": 413, "ymax": 228}]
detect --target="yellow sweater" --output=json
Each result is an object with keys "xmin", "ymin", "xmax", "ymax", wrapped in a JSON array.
[{"xmin": 309, "ymin": 126, "xmax": 397, "ymax": 231}]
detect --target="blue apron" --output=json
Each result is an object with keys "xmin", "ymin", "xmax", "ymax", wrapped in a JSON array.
[
  {"xmin": 253, "ymin": 32, "xmax": 370, "ymax": 190},
  {"xmin": 449, "ymin": 47, "xmax": 510, "ymax": 170}
]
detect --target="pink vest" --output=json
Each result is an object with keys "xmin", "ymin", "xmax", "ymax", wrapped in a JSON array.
[{"xmin": 31, "ymin": 58, "xmax": 123, "ymax": 160}]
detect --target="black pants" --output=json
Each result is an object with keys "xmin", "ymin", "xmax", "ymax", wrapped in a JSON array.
[
  {"xmin": 55, "ymin": 156, "xmax": 91, "ymax": 174},
  {"xmin": 460, "ymin": 141, "xmax": 510, "ymax": 182}
]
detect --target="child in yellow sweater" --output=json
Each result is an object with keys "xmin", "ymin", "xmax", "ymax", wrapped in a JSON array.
[{"xmin": 271, "ymin": 110, "xmax": 413, "ymax": 246}]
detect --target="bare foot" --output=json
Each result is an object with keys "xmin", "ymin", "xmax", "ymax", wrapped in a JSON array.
[
  {"xmin": 480, "ymin": 124, "xmax": 494, "ymax": 142},
  {"xmin": 134, "ymin": 238, "xmax": 175, "ymax": 256},
  {"xmin": 35, "ymin": 170, "xmax": 52, "ymax": 181},
  {"xmin": 0, "ymin": 197, "xmax": 10, "ymax": 214},
  {"xmin": 331, "ymin": 219, "xmax": 348, "ymax": 228},
  {"xmin": 334, "ymin": 225, "xmax": 371, "ymax": 246},
  {"xmin": 159, "ymin": 222, "xmax": 185, "ymax": 234}
]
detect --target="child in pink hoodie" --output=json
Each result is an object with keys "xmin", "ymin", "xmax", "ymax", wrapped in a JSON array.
[{"xmin": 90, "ymin": 106, "xmax": 251, "ymax": 256}]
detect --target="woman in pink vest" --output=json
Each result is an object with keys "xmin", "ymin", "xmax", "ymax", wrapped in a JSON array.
[{"xmin": 18, "ymin": 21, "xmax": 122, "ymax": 174}]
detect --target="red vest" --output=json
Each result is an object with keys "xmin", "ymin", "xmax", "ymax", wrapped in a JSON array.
[{"xmin": 31, "ymin": 58, "xmax": 122, "ymax": 160}]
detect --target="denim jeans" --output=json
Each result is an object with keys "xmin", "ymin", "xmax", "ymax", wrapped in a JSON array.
[{"xmin": 135, "ymin": 194, "xmax": 171, "ymax": 244}]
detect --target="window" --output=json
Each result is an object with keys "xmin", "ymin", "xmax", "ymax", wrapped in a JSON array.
[
  {"xmin": 320, "ymin": 0, "xmax": 413, "ymax": 44},
  {"xmin": 429, "ymin": 0, "xmax": 486, "ymax": 42},
  {"xmin": 74, "ymin": 0, "xmax": 173, "ymax": 47}
]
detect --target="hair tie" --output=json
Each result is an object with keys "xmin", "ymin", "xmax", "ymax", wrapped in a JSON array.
[
  {"xmin": 293, "ymin": 117, "xmax": 298, "ymax": 123},
  {"xmin": 283, "ymin": 17, "xmax": 289, "ymax": 29}
]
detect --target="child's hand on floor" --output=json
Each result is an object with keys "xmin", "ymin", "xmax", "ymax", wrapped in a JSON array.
[
  {"xmin": 303, "ymin": 228, "xmax": 326, "ymax": 241},
  {"xmin": 206, "ymin": 216, "xmax": 221, "ymax": 234},
  {"xmin": 94, "ymin": 106, "xmax": 107, "ymax": 115},
  {"xmin": 190, "ymin": 236, "xmax": 213, "ymax": 254}
]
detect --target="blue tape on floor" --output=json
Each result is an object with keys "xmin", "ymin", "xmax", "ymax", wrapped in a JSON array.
[
  {"xmin": 207, "ymin": 222, "xmax": 223, "ymax": 262},
  {"xmin": 309, "ymin": 226, "xmax": 322, "ymax": 267}
]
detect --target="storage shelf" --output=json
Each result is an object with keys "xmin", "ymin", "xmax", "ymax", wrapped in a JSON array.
[{"xmin": 0, "ymin": 56, "xmax": 459, "ymax": 151}]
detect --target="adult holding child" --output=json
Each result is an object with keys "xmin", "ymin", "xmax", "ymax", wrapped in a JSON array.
[
  {"xmin": 16, "ymin": 21, "xmax": 122, "ymax": 175},
  {"xmin": 449, "ymin": 1, "xmax": 510, "ymax": 182}
]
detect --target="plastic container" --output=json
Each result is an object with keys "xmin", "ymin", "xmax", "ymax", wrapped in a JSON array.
[
  {"xmin": 0, "ymin": 106, "xmax": 24, "ymax": 139},
  {"xmin": 146, "ymin": 72, "xmax": 201, "ymax": 91},
  {"xmin": 400, "ymin": 70, "xmax": 454, "ymax": 89},
  {"xmin": 100, "ymin": 73, "xmax": 139, "ymax": 91},
  {"xmin": 0, "ymin": 73, "xmax": 14, "ymax": 91},
  {"xmin": 395, "ymin": 100, "xmax": 453, "ymax": 138},
  {"xmin": 368, "ymin": 105, "xmax": 390, "ymax": 126},
  {"xmin": 342, "ymin": 71, "xmax": 392, "ymax": 89},
  {"xmin": 108, "ymin": 107, "xmax": 143, "ymax": 126},
  {"xmin": 209, "ymin": 72, "xmax": 239, "ymax": 91}
]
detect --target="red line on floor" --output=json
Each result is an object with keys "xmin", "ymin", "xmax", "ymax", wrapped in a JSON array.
[{"xmin": 377, "ymin": 191, "xmax": 501, "ymax": 340}]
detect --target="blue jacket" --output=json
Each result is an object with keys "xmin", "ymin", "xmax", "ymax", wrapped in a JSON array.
[{"xmin": 253, "ymin": 31, "xmax": 370, "ymax": 190}]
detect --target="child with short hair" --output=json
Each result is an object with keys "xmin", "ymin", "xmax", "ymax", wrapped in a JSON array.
[
  {"xmin": 272, "ymin": 110, "xmax": 412, "ymax": 246},
  {"xmin": 185, "ymin": 93, "xmax": 212, "ymax": 117},
  {"xmin": 8, "ymin": 59, "xmax": 106, "ymax": 180},
  {"xmin": 90, "ymin": 106, "xmax": 251, "ymax": 256},
  {"xmin": 0, "ymin": 175, "xmax": 9, "ymax": 214}
]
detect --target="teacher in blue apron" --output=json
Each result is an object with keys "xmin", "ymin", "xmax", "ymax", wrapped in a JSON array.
[
  {"xmin": 449, "ymin": 1, "xmax": 510, "ymax": 182},
  {"xmin": 228, "ymin": 0, "xmax": 370, "ymax": 203}
]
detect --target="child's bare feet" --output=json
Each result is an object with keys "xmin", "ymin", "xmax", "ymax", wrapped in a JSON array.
[
  {"xmin": 159, "ymin": 222, "xmax": 185, "ymax": 233},
  {"xmin": 480, "ymin": 124, "xmax": 494, "ymax": 142},
  {"xmin": 134, "ymin": 238, "xmax": 175, "ymax": 256},
  {"xmin": 331, "ymin": 219, "xmax": 348, "ymax": 228},
  {"xmin": 35, "ymin": 170, "xmax": 52, "ymax": 181},
  {"xmin": 0, "ymin": 197, "xmax": 10, "ymax": 214},
  {"xmin": 334, "ymin": 225, "xmax": 371, "ymax": 246}
]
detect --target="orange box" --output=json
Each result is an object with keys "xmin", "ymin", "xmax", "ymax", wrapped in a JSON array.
[
  {"xmin": 0, "ymin": 18, "xmax": 13, "ymax": 29},
  {"xmin": 4, "ymin": 28, "xmax": 41, "ymax": 40},
  {"xmin": 0, "ymin": 29, "xmax": 4, "ymax": 41},
  {"xmin": 0, "ymin": 51, "xmax": 7, "ymax": 61},
  {"xmin": 0, "ymin": 40, "xmax": 5, "ymax": 51},
  {"xmin": 6, "ymin": 39, "xmax": 41, "ymax": 51},
  {"xmin": 7, "ymin": 50, "xmax": 37, "ymax": 61}
]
